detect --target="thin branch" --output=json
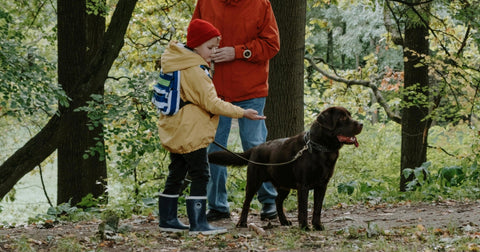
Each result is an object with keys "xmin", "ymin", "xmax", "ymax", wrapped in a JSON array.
[
  {"xmin": 28, "ymin": 0, "xmax": 48, "ymax": 29},
  {"xmin": 390, "ymin": 0, "xmax": 434, "ymax": 6},
  {"xmin": 107, "ymin": 75, "xmax": 131, "ymax": 81},
  {"xmin": 427, "ymin": 145, "xmax": 455, "ymax": 157},
  {"xmin": 385, "ymin": 0, "xmax": 404, "ymax": 46},
  {"xmin": 407, "ymin": 2, "xmax": 452, "ymax": 58},
  {"xmin": 457, "ymin": 24, "xmax": 471, "ymax": 55},
  {"xmin": 38, "ymin": 164, "xmax": 53, "ymax": 207},
  {"xmin": 305, "ymin": 57, "xmax": 402, "ymax": 124}
]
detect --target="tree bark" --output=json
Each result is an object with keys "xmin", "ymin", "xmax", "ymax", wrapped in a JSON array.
[
  {"xmin": 266, "ymin": 0, "xmax": 306, "ymax": 139},
  {"xmin": 57, "ymin": 0, "xmax": 108, "ymax": 205},
  {"xmin": 399, "ymin": 1, "xmax": 431, "ymax": 191},
  {"xmin": 327, "ymin": 29, "xmax": 333, "ymax": 65},
  {"xmin": 0, "ymin": 0, "xmax": 138, "ymax": 202}
]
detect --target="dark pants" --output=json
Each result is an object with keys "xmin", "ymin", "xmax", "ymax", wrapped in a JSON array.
[{"xmin": 162, "ymin": 148, "xmax": 210, "ymax": 196}]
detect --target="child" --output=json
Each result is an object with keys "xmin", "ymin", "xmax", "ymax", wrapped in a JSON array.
[{"xmin": 157, "ymin": 19, "xmax": 266, "ymax": 235}]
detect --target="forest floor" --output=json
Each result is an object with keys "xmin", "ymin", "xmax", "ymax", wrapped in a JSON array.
[{"xmin": 1, "ymin": 200, "xmax": 480, "ymax": 251}]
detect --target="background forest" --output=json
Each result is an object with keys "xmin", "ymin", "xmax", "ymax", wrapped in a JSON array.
[{"xmin": 0, "ymin": 0, "xmax": 480, "ymax": 250}]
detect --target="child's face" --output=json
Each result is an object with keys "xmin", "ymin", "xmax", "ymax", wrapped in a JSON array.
[{"xmin": 194, "ymin": 37, "xmax": 220, "ymax": 64}]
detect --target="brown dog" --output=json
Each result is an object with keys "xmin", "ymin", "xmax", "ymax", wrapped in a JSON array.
[{"xmin": 208, "ymin": 106, "xmax": 363, "ymax": 230}]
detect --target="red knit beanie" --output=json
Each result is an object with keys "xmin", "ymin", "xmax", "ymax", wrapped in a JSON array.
[{"xmin": 186, "ymin": 19, "xmax": 221, "ymax": 49}]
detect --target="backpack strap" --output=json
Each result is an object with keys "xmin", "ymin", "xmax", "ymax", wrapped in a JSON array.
[
  {"xmin": 179, "ymin": 98, "xmax": 191, "ymax": 108},
  {"xmin": 179, "ymin": 65, "xmax": 211, "ymax": 109},
  {"xmin": 200, "ymin": 65, "xmax": 212, "ymax": 79}
]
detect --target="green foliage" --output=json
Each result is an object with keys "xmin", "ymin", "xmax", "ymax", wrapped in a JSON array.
[
  {"xmin": 0, "ymin": 6, "xmax": 66, "ymax": 120},
  {"xmin": 87, "ymin": 0, "xmax": 109, "ymax": 16},
  {"xmin": 337, "ymin": 181, "xmax": 357, "ymax": 195},
  {"xmin": 307, "ymin": 101, "xmax": 479, "ymax": 208},
  {"xmin": 403, "ymin": 162, "xmax": 432, "ymax": 190},
  {"xmin": 323, "ymin": 121, "xmax": 400, "ymax": 205},
  {"xmin": 45, "ymin": 202, "xmax": 81, "ymax": 217},
  {"xmin": 399, "ymin": 83, "xmax": 430, "ymax": 109},
  {"xmin": 28, "ymin": 202, "xmax": 86, "ymax": 225},
  {"xmin": 402, "ymin": 159, "xmax": 479, "ymax": 198},
  {"xmin": 306, "ymin": 1, "xmax": 403, "ymax": 70},
  {"xmin": 119, "ymin": 0, "xmax": 196, "ymax": 71},
  {"xmin": 76, "ymin": 193, "xmax": 101, "ymax": 209},
  {"xmin": 438, "ymin": 165, "xmax": 465, "ymax": 186},
  {"xmin": 74, "ymin": 70, "xmax": 169, "ymax": 215},
  {"xmin": 302, "ymin": 0, "xmax": 479, "ymax": 209}
]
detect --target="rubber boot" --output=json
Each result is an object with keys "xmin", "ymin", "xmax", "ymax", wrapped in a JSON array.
[
  {"xmin": 186, "ymin": 196, "xmax": 227, "ymax": 235},
  {"xmin": 158, "ymin": 194, "xmax": 189, "ymax": 232}
]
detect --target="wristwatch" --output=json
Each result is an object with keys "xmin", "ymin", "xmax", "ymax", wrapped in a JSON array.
[{"xmin": 243, "ymin": 48, "xmax": 252, "ymax": 59}]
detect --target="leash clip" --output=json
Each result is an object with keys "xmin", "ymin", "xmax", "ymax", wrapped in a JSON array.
[
  {"xmin": 304, "ymin": 131, "xmax": 313, "ymax": 153},
  {"xmin": 306, "ymin": 140, "xmax": 313, "ymax": 154}
]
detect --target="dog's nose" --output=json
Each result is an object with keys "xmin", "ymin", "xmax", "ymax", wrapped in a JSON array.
[{"xmin": 357, "ymin": 122, "xmax": 363, "ymax": 131}]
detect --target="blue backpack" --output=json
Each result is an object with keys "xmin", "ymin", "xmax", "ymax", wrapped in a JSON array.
[{"xmin": 152, "ymin": 65, "xmax": 210, "ymax": 116}]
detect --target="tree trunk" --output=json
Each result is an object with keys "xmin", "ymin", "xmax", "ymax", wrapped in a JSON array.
[
  {"xmin": 266, "ymin": 0, "xmax": 306, "ymax": 139},
  {"xmin": 327, "ymin": 29, "xmax": 333, "ymax": 65},
  {"xmin": 0, "ymin": 0, "xmax": 138, "ymax": 201},
  {"xmin": 399, "ymin": 1, "xmax": 431, "ymax": 191},
  {"xmin": 57, "ymin": 0, "xmax": 108, "ymax": 205}
]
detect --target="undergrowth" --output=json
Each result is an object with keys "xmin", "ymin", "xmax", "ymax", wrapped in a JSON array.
[{"xmin": 23, "ymin": 121, "xmax": 480, "ymax": 224}]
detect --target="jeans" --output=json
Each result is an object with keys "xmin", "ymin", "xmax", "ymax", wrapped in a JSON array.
[
  {"xmin": 207, "ymin": 97, "xmax": 277, "ymax": 213},
  {"xmin": 163, "ymin": 148, "xmax": 210, "ymax": 196}
]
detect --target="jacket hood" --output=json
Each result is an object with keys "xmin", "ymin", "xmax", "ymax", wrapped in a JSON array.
[{"xmin": 161, "ymin": 41, "xmax": 207, "ymax": 73}]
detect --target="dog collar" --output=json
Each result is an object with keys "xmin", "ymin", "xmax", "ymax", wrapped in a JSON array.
[{"xmin": 304, "ymin": 131, "xmax": 336, "ymax": 153}]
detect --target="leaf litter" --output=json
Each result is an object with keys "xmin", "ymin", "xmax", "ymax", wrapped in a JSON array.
[{"xmin": 0, "ymin": 200, "xmax": 479, "ymax": 251}]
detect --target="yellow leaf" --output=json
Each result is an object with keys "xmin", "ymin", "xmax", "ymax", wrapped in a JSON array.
[{"xmin": 417, "ymin": 224, "xmax": 426, "ymax": 231}]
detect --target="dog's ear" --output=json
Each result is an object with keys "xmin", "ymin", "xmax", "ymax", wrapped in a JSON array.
[{"xmin": 317, "ymin": 108, "xmax": 337, "ymax": 130}]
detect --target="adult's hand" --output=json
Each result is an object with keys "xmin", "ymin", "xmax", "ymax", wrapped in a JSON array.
[{"xmin": 212, "ymin": 47, "xmax": 235, "ymax": 63}]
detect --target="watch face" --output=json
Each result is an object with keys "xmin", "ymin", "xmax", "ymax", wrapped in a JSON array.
[{"xmin": 243, "ymin": 49, "xmax": 252, "ymax": 59}]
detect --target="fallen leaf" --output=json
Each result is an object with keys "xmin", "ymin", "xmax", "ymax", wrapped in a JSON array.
[
  {"xmin": 417, "ymin": 224, "xmax": 426, "ymax": 231},
  {"xmin": 248, "ymin": 223, "xmax": 266, "ymax": 235}
]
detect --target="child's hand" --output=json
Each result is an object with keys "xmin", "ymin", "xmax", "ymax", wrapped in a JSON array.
[
  {"xmin": 243, "ymin": 109, "xmax": 266, "ymax": 120},
  {"xmin": 212, "ymin": 47, "xmax": 235, "ymax": 63}
]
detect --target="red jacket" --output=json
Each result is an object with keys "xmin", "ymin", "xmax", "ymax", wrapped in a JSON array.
[{"xmin": 192, "ymin": 0, "xmax": 280, "ymax": 102}]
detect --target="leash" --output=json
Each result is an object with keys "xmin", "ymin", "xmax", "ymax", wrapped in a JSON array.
[
  {"xmin": 211, "ymin": 130, "xmax": 337, "ymax": 166},
  {"xmin": 213, "ymin": 131, "xmax": 336, "ymax": 166},
  {"xmin": 212, "ymin": 140, "xmax": 308, "ymax": 166}
]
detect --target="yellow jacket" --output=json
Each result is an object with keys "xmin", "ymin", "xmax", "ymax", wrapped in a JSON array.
[{"xmin": 157, "ymin": 42, "xmax": 244, "ymax": 154}]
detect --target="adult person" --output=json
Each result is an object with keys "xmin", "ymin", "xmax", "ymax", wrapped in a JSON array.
[{"xmin": 191, "ymin": 0, "xmax": 281, "ymax": 221}]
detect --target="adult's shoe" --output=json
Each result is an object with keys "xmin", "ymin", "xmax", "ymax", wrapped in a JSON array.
[
  {"xmin": 260, "ymin": 203, "xmax": 278, "ymax": 221},
  {"xmin": 206, "ymin": 209, "xmax": 231, "ymax": 221}
]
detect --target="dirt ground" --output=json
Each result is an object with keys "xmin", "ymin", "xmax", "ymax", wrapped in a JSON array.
[{"xmin": 1, "ymin": 200, "xmax": 479, "ymax": 251}]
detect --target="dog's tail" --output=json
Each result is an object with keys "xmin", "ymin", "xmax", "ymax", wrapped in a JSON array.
[{"xmin": 208, "ymin": 149, "xmax": 251, "ymax": 167}]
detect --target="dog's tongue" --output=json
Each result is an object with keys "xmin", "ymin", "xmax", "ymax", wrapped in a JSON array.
[{"xmin": 337, "ymin": 135, "xmax": 359, "ymax": 147}]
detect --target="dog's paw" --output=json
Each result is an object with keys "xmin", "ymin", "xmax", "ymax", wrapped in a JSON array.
[
  {"xmin": 279, "ymin": 219, "xmax": 292, "ymax": 226},
  {"xmin": 300, "ymin": 225, "xmax": 311, "ymax": 231},
  {"xmin": 236, "ymin": 221, "xmax": 248, "ymax": 228},
  {"xmin": 313, "ymin": 223, "xmax": 325, "ymax": 231}
]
